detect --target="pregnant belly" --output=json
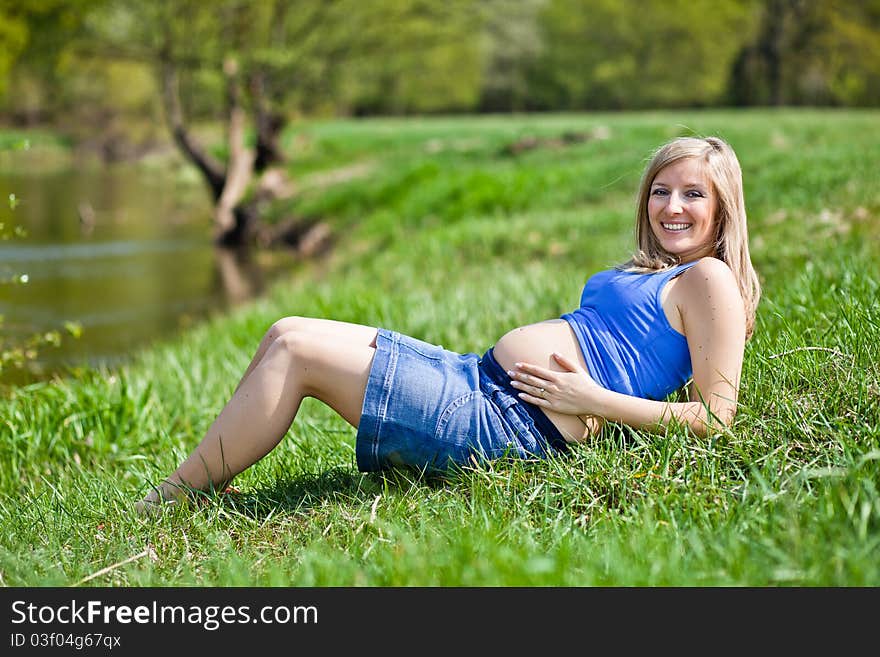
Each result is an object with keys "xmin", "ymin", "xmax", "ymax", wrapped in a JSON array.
[{"xmin": 493, "ymin": 319, "xmax": 601, "ymax": 443}]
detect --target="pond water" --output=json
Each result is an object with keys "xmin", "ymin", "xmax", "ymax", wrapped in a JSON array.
[{"xmin": 0, "ymin": 151, "xmax": 288, "ymax": 386}]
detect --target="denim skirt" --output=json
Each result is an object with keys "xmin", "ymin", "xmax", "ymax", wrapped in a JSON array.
[{"xmin": 355, "ymin": 329, "xmax": 569, "ymax": 473}]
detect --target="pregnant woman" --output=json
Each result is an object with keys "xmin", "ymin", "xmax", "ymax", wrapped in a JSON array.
[{"xmin": 137, "ymin": 135, "xmax": 761, "ymax": 512}]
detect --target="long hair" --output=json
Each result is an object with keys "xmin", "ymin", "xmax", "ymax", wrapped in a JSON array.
[{"xmin": 622, "ymin": 136, "xmax": 761, "ymax": 339}]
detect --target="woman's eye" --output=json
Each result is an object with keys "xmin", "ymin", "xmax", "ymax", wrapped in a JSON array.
[
  {"xmin": 687, "ymin": 190, "xmax": 705, "ymax": 198},
  {"xmin": 651, "ymin": 188, "xmax": 668, "ymax": 196}
]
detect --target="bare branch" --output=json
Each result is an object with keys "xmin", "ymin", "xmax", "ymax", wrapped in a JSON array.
[
  {"xmin": 214, "ymin": 57, "xmax": 255, "ymax": 239},
  {"xmin": 160, "ymin": 46, "xmax": 227, "ymax": 201}
]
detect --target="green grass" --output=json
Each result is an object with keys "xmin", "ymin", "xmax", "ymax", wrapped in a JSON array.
[{"xmin": 1, "ymin": 109, "xmax": 879, "ymax": 586}]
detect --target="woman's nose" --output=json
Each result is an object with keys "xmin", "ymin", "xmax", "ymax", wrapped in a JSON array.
[{"xmin": 667, "ymin": 191, "xmax": 684, "ymax": 214}]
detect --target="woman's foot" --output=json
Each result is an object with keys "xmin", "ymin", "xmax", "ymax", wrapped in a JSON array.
[{"xmin": 135, "ymin": 481, "xmax": 189, "ymax": 516}]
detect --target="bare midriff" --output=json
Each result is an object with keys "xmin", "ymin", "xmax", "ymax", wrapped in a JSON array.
[{"xmin": 492, "ymin": 319, "xmax": 603, "ymax": 444}]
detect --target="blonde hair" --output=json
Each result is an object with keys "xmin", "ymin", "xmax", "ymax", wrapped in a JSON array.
[{"xmin": 623, "ymin": 136, "xmax": 761, "ymax": 339}]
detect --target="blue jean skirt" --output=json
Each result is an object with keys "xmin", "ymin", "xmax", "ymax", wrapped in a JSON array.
[{"xmin": 355, "ymin": 329, "xmax": 569, "ymax": 473}]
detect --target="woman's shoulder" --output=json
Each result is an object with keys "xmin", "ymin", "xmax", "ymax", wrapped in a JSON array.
[
  {"xmin": 677, "ymin": 257, "xmax": 743, "ymax": 309},
  {"xmin": 680, "ymin": 256, "xmax": 736, "ymax": 284}
]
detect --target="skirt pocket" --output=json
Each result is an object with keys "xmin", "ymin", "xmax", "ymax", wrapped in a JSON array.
[{"xmin": 435, "ymin": 391, "xmax": 521, "ymax": 462}]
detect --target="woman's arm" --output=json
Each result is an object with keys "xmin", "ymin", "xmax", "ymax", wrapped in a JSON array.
[{"xmin": 510, "ymin": 258, "xmax": 747, "ymax": 437}]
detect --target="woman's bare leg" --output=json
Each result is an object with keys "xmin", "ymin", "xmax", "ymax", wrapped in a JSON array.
[
  {"xmin": 233, "ymin": 317, "xmax": 378, "ymax": 393},
  {"xmin": 138, "ymin": 323, "xmax": 379, "ymax": 510}
]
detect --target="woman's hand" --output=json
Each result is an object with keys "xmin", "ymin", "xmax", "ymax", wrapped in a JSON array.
[{"xmin": 508, "ymin": 353, "xmax": 603, "ymax": 417}]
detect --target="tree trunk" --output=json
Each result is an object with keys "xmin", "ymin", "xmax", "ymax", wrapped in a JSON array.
[
  {"xmin": 160, "ymin": 52, "xmax": 263, "ymax": 247},
  {"xmin": 214, "ymin": 57, "xmax": 256, "ymax": 245},
  {"xmin": 160, "ymin": 58, "xmax": 227, "ymax": 201},
  {"xmin": 251, "ymin": 71, "xmax": 287, "ymax": 173},
  {"xmin": 761, "ymin": 0, "xmax": 785, "ymax": 106},
  {"xmin": 159, "ymin": 48, "xmax": 306, "ymax": 249}
]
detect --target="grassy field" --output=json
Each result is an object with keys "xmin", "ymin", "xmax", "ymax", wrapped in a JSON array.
[{"xmin": 1, "ymin": 109, "xmax": 878, "ymax": 586}]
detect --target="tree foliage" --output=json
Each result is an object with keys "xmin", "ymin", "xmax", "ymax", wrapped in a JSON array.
[
  {"xmin": 730, "ymin": 0, "xmax": 880, "ymax": 106},
  {"xmin": 0, "ymin": 0, "xmax": 104, "ymax": 122},
  {"xmin": 526, "ymin": 0, "xmax": 757, "ymax": 110},
  {"xmin": 3, "ymin": 0, "xmax": 879, "ymax": 123}
]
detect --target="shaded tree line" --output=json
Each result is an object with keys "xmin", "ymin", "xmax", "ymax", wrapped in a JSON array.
[{"xmin": 4, "ymin": 1, "xmax": 879, "ymax": 121}]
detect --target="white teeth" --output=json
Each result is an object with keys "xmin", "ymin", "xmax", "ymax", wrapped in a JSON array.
[{"xmin": 662, "ymin": 223, "xmax": 690, "ymax": 231}]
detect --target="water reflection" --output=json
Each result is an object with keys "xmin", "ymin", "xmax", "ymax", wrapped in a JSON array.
[
  {"xmin": 215, "ymin": 246, "xmax": 267, "ymax": 306},
  {"xmin": 0, "ymin": 153, "xmax": 286, "ymax": 386}
]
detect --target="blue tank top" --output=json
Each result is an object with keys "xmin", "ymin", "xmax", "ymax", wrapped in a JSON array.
[{"xmin": 560, "ymin": 261, "xmax": 699, "ymax": 400}]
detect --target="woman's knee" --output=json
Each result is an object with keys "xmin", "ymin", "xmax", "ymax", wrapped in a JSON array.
[
  {"xmin": 262, "ymin": 329, "xmax": 372, "ymax": 426},
  {"xmin": 264, "ymin": 316, "xmax": 307, "ymax": 343},
  {"xmin": 268, "ymin": 329, "xmax": 310, "ymax": 359},
  {"xmin": 263, "ymin": 316, "xmax": 378, "ymax": 349},
  {"xmin": 265, "ymin": 331, "xmax": 322, "ymax": 386}
]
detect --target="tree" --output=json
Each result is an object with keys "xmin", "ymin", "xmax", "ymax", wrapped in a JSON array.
[
  {"xmin": 730, "ymin": 0, "xmax": 880, "ymax": 106},
  {"xmin": 528, "ymin": 0, "xmax": 755, "ymax": 110},
  {"xmin": 477, "ymin": 0, "xmax": 547, "ymax": 112},
  {"xmin": 0, "ymin": 0, "xmax": 104, "ymax": 125},
  {"xmin": 60, "ymin": 0, "xmax": 483, "ymax": 247},
  {"xmin": 0, "ymin": 2, "xmax": 28, "ymax": 100},
  {"xmin": 339, "ymin": 0, "xmax": 484, "ymax": 115},
  {"xmin": 124, "ymin": 0, "xmax": 343, "ymax": 246}
]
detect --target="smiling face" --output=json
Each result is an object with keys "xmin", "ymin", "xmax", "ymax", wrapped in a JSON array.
[{"xmin": 647, "ymin": 157, "xmax": 718, "ymax": 263}]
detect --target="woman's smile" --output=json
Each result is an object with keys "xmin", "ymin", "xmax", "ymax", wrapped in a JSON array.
[{"xmin": 660, "ymin": 221, "xmax": 692, "ymax": 231}]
